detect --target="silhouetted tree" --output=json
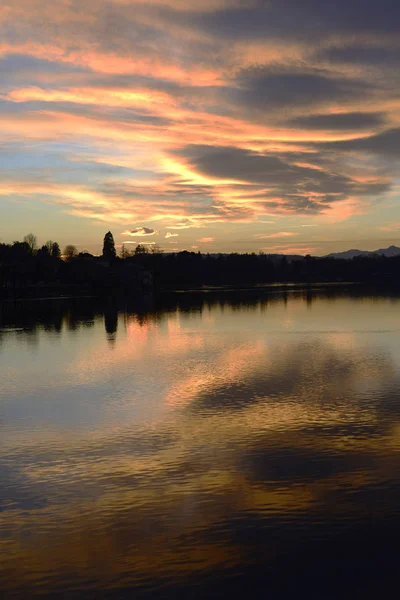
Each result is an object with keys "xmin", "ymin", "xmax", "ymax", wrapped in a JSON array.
[
  {"xmin": 23, "ymin": 233, "xmax": 37, "ymax": 253},
  {"xmin": 135, "ymin": 244, "xmax": 149, "ymax": 255},
  {"xmin": 102, "ymin": 231, "xmax": 116, "ymax": 260},
  {"xmin": 150, "ymin": 244, "xmax": 163, "ymax": 254},
  {"xmin": 50, "ymin": 242, "xmax": 61, "ymax": 259},
  {"xmin": 12, "ymin": 241, "xmax": 31, "ymax": 258},
  {"xmin": 120, "ymin": 243, "xmax": 131, "ymax": 259},
  {"xmin": 63, "ymin": 244, "xmax": 78, "ymax": 262},
  {"xmin": 38, "ymin": 244, "xmax": 50, "ymax": 256}
]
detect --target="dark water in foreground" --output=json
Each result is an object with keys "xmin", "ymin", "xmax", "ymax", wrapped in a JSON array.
[{"xmin": 1, "ymin": 289, "xmax": 400, "ymax": 598}]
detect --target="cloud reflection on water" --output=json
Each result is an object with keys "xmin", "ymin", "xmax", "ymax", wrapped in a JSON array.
[{"xmin": 1, "ymin": 290, "xmax": 400, "ymax": 597}]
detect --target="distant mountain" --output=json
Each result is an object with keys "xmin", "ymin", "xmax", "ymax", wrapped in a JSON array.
[
  {"xmin": 326, "ymin": 245, "xmax": 400, "ymax": 259},
  {"xmin": 326, "ymin": 249, "xmax": 372, "ymax": 259},
  {"xmin": 375, "ymin": 245, "xmax": 400, "ymax": 257}
]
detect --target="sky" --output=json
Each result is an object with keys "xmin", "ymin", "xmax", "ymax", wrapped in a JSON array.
[{"xmin": 1, "ymin": 0, "xmax": 400, "ymax": 255}]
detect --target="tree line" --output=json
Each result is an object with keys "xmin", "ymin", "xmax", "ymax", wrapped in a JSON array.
[
  {"xmin": 0, "ymin": 233, "xmax": 81, "ymax": 262},
  {"xmin": 1, "ymin": 231, "xmax": 400, "ymax": 298},
  {"xmin": 0, "ymin": 231, "xmax": 117, "ymax": 262}
]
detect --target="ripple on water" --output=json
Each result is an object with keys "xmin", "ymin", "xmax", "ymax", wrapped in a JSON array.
[{"xmin": 1, "ymin": 293, "xmax": 400, "ymax": 598}]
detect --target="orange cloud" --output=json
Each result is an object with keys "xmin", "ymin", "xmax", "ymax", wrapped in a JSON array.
[
  {"xmin": 0, "ymin": 0, "xmax": 397, "ymax": 250},
  {"xmin": 259, "ymin": 245, "xmax": 317, "ymax": 255},
  {"xmin": 165, "ymin": 220, "xmax": 201, "ymax": 230},
  {"xmin": 254, "ymin": 232, "xmax": 298, "ymax": 239},
  {"xmin": 123, "ymin": 240, "xmax": 155, "ymax": 245},
  {"xmin": 198, "ymin": 237, "xmax": 215, "ymax": 243},
  {"xmin": 6, "ymin": 86, "xmax": 176, "ymax": 109}
]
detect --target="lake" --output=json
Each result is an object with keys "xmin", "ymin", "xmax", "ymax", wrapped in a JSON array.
[{"xmin": 1, "ymin": 288, "xmax": 400, "ymax": 598}]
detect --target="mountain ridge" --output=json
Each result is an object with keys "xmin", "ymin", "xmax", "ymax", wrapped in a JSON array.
[{"xmin": 325, "ymin": 245, "xmax": 400, "ymax": 259}]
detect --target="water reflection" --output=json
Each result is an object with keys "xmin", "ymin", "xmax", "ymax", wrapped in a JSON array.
[
  {"xmin": 1, "ymin": 289, "xmax": 400, "ymax": 598},
  {"xmin": 1, "ymin": 286, "xmax": 400, "ymax": 338}
]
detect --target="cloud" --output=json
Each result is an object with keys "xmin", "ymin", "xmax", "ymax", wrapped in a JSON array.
[
  {"xmin": 165, "ymin": 232, "xmax": 178, "ymax": 238},
  {"xmin": 321, "ymin": 128, "xmax": 400, "ymax": 157},
  {"xmin": 178, "ymin": 145, "xmax": 390, "ymax": 216},
  {"xmin": 166, "ymin": 219, "xmax": 201, "ymax": 230},
  {"xmin": 198, "ymin": 237, "xmax": 214, "ymax": 243},
  {"xmin": 286, "ymin": 112, "xmax": 386, "ymax": 132},
  {"xmin": 231, "ymin": 68, "xmax": 371, "ymax": 112},
  {"xmin": 197, "ymin": 0, "xmax": 400, "ymax": 41},
  {"xmin": 0, "ymin": 0, "xmax": 400, "ymax": 249},
  {"xmin": 319, "ymin": 43, "xmax": 400, "ymax": 66},
  {"xmin": 123, "ymin": 240, "xmax": 155, "ymax": 245},
  {"xmin": 122, "ymin": 227, "xmax": 156, "ymax": 236},
  {"xmin": 254, "ymin": 232, "xmax": 297, "ymax": 239},
  {"xmin": 259, "ymin": 245, "xmax": 317, "ymax": 255}
]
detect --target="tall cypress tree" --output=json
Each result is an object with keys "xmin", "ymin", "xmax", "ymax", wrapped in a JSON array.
[{"xmin": 102, "ymin": 231, "xmax": 116, "ymax": 260}]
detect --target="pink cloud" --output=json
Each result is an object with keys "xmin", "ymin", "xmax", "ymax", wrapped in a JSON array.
[
  {"xmin": 166, "ymin": 220, "xmax": 200, "ymax": 230},
  {"xmin": 123, "ymin": 241, "xmax": 155, "ymax": 245},
  {"xmin": 254, "ymin": 232, "xmax": 297, "ymax": 239},
  {"xmin": 0, "ymin": 0, "xmax": 396, "ymax": 252},
  {"xmin": 259, "ymin": 245, "xmax": 316, "ymax": 255}
]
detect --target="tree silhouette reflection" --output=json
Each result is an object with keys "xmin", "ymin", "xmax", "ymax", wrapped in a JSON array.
[{"xmin": 104, "ymin": 302, "xmax": 118, "ymax": 346}]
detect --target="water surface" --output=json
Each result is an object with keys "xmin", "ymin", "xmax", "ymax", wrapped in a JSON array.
[{"xmin": 1, "ymin": 289, "xmax": 400, "ymax": 598}]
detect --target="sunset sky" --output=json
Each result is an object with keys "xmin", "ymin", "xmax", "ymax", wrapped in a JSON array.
[{"xmin": 1, "ymin": 0, "xmax": 400, "ymax": 255}]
